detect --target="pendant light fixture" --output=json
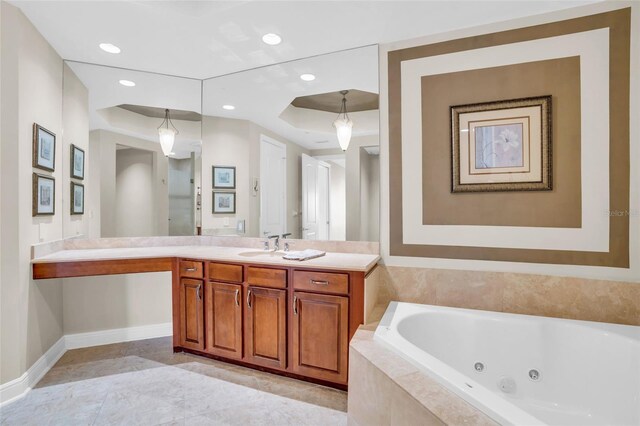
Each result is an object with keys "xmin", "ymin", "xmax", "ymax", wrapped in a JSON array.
[
  {"xmin": 333, "ymin": 90, "xmax": 353, "ymax": 151},
  {"xmin": 158, "ymin": 108, "xmax": 179, "ymax": 156}
]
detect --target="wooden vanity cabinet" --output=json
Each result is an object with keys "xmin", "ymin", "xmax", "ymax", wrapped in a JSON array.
[
  {"xmin": 292, "ymin": 291, "xmax": 349, "ymax": 383},
  {"xmin": 205, "ymin": 281, "xmax": 243, "ymax": 359},
  {"xmin": 174, "ymin": 259, "xmax": 366, "ymax": 389},
  {"xmin": 179, "ymin": 278, "xmax": 204, "ymax": 350},
  {"xmin": 244, "ymin": 286, "xmax": 287, "ymax": 369}
]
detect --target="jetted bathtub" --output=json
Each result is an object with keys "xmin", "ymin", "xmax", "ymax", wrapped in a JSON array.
[{"xmin": 374, "ymin": 302, "xmax": 640, "ymax": 426}]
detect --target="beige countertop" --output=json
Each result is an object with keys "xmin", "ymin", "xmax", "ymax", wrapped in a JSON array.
[{"xmin": 31, "ymin": 245, "xmax": 380, "ymax": 273}]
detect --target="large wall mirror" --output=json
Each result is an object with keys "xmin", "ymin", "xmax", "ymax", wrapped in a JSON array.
[
  {"xmin": 62, "ymin": 44, "xmax": 379, "ymax": 242},
  {"xmin": 202, "ymin": 45, "xmax": 379, "ymax": 242},
  {"xmin": 62, "ymin": 61, "xmax": 203, "ymax": 239}
]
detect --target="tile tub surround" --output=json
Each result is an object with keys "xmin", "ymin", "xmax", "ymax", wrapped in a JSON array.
[
  {"xmin": 377, "ymin": 266, "xmax": 640, "ymax": 326},
  {"xmin": 348, "ymin": 328, "xmax": 497, "ymax": 426},
  {"xmin": 0, "ymin": 337, "xmax": 347, "ymax": 426}
]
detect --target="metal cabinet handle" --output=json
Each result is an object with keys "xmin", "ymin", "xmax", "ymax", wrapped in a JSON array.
[
  {"xmin": 293, "ymin": 295, "xmax": 298, "ymax": 315},
  {"xmin": 197, "ymin": 284, "xmax": 202, "ymax": 300},
  {"xmin": 310, "ymin": 279, "xmax": 329, "ymax": 286},
  {"xmin": 247, "ymin": 289, "xmax": 252, "ymax": 308},
  {"xmin": 185, "ymin": 267, "xmax": 198, "ymax": 272},
  {"xmin": 235, "ymin": 288, "xmax": 239, "ymax": 306}
]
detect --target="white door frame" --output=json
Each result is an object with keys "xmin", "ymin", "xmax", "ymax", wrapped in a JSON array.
[
  {"xmin": 317, "ymin": 160, "xmax": 331, "ymax": 241},
  {"xmin": 259, "ymin": 135, "xmax": 287, "ymax": 237}
]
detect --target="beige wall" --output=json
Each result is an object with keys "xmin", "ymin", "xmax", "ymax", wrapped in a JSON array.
[
  {"xmin": 0, "ymin": 2, "xmax": 72, "ymax": 384},
  {"xmin": 89, "ymin": 129, "xmax": 169, "ymax": 238},
  {"xmin": 345, "ymin": 135, "xmax": 380, "ymax": 241},
  {"xmin": 62, "ymin": 272, "xmax": 172, "ymax": 335},
  {"xmin": 62, "ymin": 63, "xmax": 90, "ymax": 238},
  {"xmin": 201, "ymin": 116, "xmax": 309, "ymax": 238},
  {"xmin": 329, "ymin": 162, "xmax": 346, "ymax": 240}
]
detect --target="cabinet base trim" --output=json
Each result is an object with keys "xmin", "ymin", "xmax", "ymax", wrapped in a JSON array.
[{"xmin": 179, "ymin": 348, "xmax": 348, "ymax": 391}]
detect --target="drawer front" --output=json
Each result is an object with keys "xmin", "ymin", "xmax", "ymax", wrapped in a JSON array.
[
  {"xmin": 293, "ymin": 270, "xmax": 348, "ymax": 295},
  {"xmin": 179, "ymin": 260, "xmax": 204, "ymax": 279},
  {"xmin": 247, "ymin": 267, "xmax": 287, "ymax": 289},
  {"xmin": 209, "ymin": 262, "xmax": 243, "ymax": 283}
]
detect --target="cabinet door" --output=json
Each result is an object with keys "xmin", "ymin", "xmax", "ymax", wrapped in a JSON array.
[
  {"xmin": 292, "ymin": 291, "xmax": 349, "ymax": 384},
  {"xmin": 244, "ymin": 286, "xmax": 287, "ymax": 370},
  {"xmin": 180, "ymin": 278, "xmax": 204, "ymax": 350},
  {"xmin": 205, "ymin": 282, "xmax": 243, "ymax": 359}
]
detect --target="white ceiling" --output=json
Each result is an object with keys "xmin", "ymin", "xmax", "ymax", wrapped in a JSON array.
[
  {"xmin": 14, "ymin": 1, "xmax": 596, "ymax": 80},
  {"xmin": 202, "ymin": 45, "xmax": 379, "ymax": 150}
]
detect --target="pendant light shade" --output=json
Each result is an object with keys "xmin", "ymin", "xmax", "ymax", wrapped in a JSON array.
[
  {"xmin": 333, "ymin": 116, "xmax": 353, "ymax": 151},
  {"xmin": 333, "ymin": 90, "xmax": 353, "ymax": 151},
  {"xmin": 158, "ymin": 109, "xmax": 178, "ymax": 156}
]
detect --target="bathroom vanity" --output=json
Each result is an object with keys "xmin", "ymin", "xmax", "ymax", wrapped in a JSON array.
[{"xmin": 31, "ymin": 243, "xmax": 379, "ymax": 389}]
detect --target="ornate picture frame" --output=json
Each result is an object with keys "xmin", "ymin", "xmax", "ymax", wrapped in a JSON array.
[{"xmin": 450, "ymin": 96, "xmax": 552, "ymax": 193}]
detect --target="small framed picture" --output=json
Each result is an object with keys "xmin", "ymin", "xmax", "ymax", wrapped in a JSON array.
[
  {"xmin": 32, "ymin": 173, "xmax": 55, "ymax": 216},
  {"xmin": 213, "ymin": 166, "xmax": 236, "ymax": 189},
  {"xmin": 213, "ymin": 191, "xmax": 236, "ymax": 214},
  {"xmin": 71, "ymin": 144, "xmax": 85, "ymax": 180},
  {"xmin": 33, "ymin": 123, "xmax": 56, "ymax": 172},
  {"xmin": 450, "ymin": 95, "xmax": 552, "ymax": 193},
  {"xmin": 71, "ymin": 182, "xmax": 84, "ymax": 215}
]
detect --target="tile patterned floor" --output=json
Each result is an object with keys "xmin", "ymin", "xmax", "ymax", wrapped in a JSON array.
[{"xmin": 0, "ymin": 337, "xmax": 347, "ymax": 426}]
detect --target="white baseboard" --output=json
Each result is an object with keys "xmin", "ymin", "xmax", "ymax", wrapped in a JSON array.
[
  {"xmin": 0, "ymin": 322, "xmax": 173, "ymax": 406},
  {"xmin": 0, "ymin": 336, "xmax": 66, "ymax": 407},
  {"xmin": 65, "ymin": 322, "xmax": 173, "ymax": 350}
]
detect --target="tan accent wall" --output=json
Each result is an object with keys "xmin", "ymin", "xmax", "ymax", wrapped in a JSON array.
[
  {"xmin": 388, "ymin": 8, "xmax": 631, "ymax": 267},
  {"xmin": 421, "ymin": 57, "xmax": 582, "ymax": 228}
]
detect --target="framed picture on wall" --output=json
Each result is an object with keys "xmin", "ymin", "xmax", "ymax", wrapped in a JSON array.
[
  {"xmin": 212, "ymin": 166, "xmax": 236, "ymax": 189},
  {"xmin": 71, "ymin": 182, "xmax": 84, "ymax": 215},
  {"xmin": 450, "ymin": 96, "xmax": 552, "ymax": 193},
  {"xmin": 32, "ymin": 173, "xmax": 55, "ymax": 216},
  {"xmin": 213, "ymin": 191, "xmax": 236, "ymax": 214},
  {"xmin": 33, "ymin": 123, "xmax": 56, "ymax": 172},
  {"xmin": 71, "ymin": 144, "xmax": 85, "ymax": 180}
]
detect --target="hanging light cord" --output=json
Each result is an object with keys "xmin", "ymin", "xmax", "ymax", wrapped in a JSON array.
[
  {"xmin": 158, "ymin": 109, "xmax": 180, "ymax": 134},
  {"xmin": 337, "ymin": 90, "xmax": 350, "ymax": 120}
]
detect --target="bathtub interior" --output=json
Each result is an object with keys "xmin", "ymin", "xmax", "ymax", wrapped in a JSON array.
[{"xmin": 376, "ymin": 302, "xmax": 640, "ymax": 426}]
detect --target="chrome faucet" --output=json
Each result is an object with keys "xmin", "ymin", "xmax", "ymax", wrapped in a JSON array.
[
  {"xmin": 268, "ymin": 234, "xmax": 280, "ymax": 252},
  {"xmin": 281, "ymin": 233, "xmax": 292, "ymax": 252}
]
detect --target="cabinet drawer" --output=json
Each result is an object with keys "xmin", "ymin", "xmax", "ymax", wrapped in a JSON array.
[
  {"xmin": 209, "ymin": 262, "xmax": 243, "ymax": 283},
  {"xmin": 293, "ymin": 270, "xmax": 348, "ymax": 295},
  {"xmin": 247, "ymin": 266, "xmax": 287, "ymax": 289},
  {"xmin": 179, "ymin": 260, "xmax": 204, "ymax": 279}
]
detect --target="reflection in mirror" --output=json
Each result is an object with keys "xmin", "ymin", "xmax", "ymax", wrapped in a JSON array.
[
  {"xmin": 202, "ymin": 45, "xmax": 379, "ymax": 241},
  {"xmin": 62, "ymin": 62, "xmax": 202, "ymax": 238}
]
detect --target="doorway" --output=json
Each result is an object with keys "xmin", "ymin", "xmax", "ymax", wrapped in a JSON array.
[{"xmin": 260, "ymin": 135, "xmax": 287, "ymax": 237}]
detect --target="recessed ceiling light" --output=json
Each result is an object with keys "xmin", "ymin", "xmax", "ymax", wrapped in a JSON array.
[
  {"xmin": 261, "ymin": 33, "xmax": 282, "ymax": 46},
  {"xmin": 119, "ymin": 80, "xmax": 135, "ymax": 87},
  {"xmin": 222, "ymin": 105, "xmax": 235, "ymax": 110},
  {"xmin": 99, "ymin": 43, "xmax": 121, "ymax": 54},
  {"xmin": 300, "ymin": 73, "xmax": 316, "ymax": 82}
]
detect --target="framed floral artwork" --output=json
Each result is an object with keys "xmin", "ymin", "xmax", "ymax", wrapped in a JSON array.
[
  {"xmin": 450, "ymin": 96, "xmax": 552, "ymax": 193},
  {"xmin": 33, "ymin": 123, "xmax": 56, "ymax": 172},
  {"xmin": 71, "ymin": 182, "xmax": 84, "ymax": 215},
  {"xmin": 32, "ymin": 173, "xmax": 55, "ymax": 216},
  {"xmin": 212, "ymin": 191, "xmax": 236, "ymax": 214},
  {"xmin": 71, "ymin": 144, "xmax": 85, "ymax": 180}
]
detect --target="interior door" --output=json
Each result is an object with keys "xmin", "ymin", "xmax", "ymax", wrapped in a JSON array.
[
  {"xmin": 260, "ymin": 135, "xmax": 286, "ymax": 237},
  {"xmin": 301, "ymin": 154, "xmax": 318, "ymax": 239}
]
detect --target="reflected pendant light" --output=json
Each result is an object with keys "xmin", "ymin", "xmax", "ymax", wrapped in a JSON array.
[
  {"xmin": 333, "ymin": 90, "xmax": 353, "ymax": 151},
  {"xmin": 158, "ymin": 109, "xmax": 179, "ymax": 156}
]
